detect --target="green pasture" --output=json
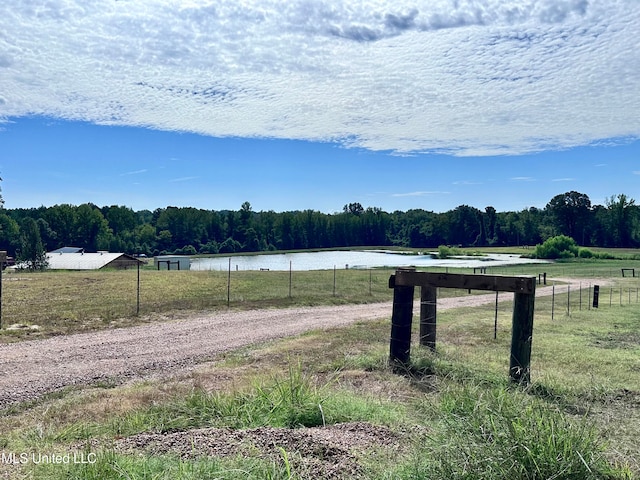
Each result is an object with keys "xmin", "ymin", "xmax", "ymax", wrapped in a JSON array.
[{"xmin": 2, "ymin": 251, "xmax": 640, "ymax": 341}]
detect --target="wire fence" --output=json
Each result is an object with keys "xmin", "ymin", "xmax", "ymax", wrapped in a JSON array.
[
  {"xmin": 547, "ymin": 283, "xmax": 639, "ymax": 320},
  {"xmin": 0, "ymin": 267, "xmax": 396, "ymax": 330}
]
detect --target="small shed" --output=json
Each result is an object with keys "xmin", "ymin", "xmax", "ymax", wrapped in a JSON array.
[
  {"xmin": 46, "ymin": 252, "xmax": 144, "ymax": 270},
  {"xmin": 154, "ymin": 255, "xmax": 191, "ymax": 270}
]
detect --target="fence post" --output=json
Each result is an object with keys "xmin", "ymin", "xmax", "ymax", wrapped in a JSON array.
[
  {"xmin": 610, "ymin": 287, "xmax": 613, "ymax": 307},
  {"xmin": 420, "ymin": 286, "xmax": 437, "ymax": 351},
  {"xmin": 333, "ymin": 265, "xmax": 336, "ymax": 297},
  {"xmin": 579, "ymin": 282, "xmax": 582, "ymax": 310},
  {"xmin": 494, "ymin": 291, "xmax": 499, "ymax": 339},
  {"xmin": 227, "ymin": 258, "xmax": 231, "ymax": 307},
  {"xmin": 510, "ymin": 291, "xmax": 535, "ymax": 384},
  {"xmin": 136, "ymin": 261, "xmax": 141, "ymax": 315},
  {"xmin": 0, "ymin": 251, "xmax": 4, "ymax": 329},
  {"xmin": 389, "ymin": 269, "xmax": 415, "ymax": 369}
]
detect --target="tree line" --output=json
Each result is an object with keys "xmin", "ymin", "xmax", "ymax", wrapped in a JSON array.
[{"xmin": 0, "ymin": 192, "xmax": 637, "ymax": 263}]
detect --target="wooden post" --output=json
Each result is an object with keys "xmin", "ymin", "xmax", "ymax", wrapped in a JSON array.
[
  {"xmin": 333, "ymin": 265, "xmax": 336, "ymax": 297},
  {"xmin": 389, "ymin": 273, "xmax": 415, "ymax": 369},
  {"xmin": 420, "ymin": 286, "xmax": 437, "ymax": 351},
  {"xmin": 510, "ymin": 291, "xmax": 535, "ymax": 384}
]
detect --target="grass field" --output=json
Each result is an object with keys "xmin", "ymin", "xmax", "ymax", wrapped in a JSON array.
[
  {"xmin": 2, "ymin": 250, "xmax": 640, "ymax": 341},
  {"xmin": 0, "ymin": 251, "xmax": 639, "ymax": 478}
]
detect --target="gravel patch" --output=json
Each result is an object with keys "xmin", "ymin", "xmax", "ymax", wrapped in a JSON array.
[{"xmin": 114, "ymin": 421, "xmax": 405, "ymax": 479}]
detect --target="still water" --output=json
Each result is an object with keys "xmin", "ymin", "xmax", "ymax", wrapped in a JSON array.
[{"xmin": 190, "ymin": 250, "xmax": 548, "ymax": 271}]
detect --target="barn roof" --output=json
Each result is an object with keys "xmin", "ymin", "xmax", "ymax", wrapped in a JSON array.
[
  {"xmin": 45, "ymin": 252, "xmax": 142, "ymax": 270},
  {"xmin": 50, "ymin": 246, "xmax": 84, "ymax": 254}
]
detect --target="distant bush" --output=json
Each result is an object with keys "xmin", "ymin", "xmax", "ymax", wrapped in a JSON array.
[
  {"xmin": 534, "ymin": 235, "xmax": 579, "ymax": 259},
  {"xmin": 437, "ymin": 245, "xmax": 461, "ymax": 258},
  {"xmin": 175, "ymin": 245, "xmax": 197, "ymax": 255},
  {"xmin": 578, "ymin": 247, "xmax": 594, "ymax": 258}
]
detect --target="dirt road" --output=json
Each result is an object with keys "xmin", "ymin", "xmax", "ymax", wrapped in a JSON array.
[{"xmin": 0, "ymin": 278, "xmax": 600, "ymax": 408}]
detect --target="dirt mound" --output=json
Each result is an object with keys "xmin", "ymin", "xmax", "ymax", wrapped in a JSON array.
[{"xmin": 115, "ymin": 422, "xmax": 404, "ymax": 479}]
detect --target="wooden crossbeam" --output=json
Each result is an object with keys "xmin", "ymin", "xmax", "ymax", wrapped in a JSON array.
[{"xmin": 392, "ymin": 270, "xmax": 535, "ymax": 294}]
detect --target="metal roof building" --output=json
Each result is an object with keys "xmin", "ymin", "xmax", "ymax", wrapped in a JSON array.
[
  {"xmin": 46, "ymin": 252, "xmax": 144, "ymax": 270},
  {"xmin": 50, "ymin": 247, "xmax": 84, "ymax": 254}
]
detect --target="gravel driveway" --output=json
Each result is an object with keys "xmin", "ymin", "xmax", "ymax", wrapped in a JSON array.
[{"xmin": 0, "ymin": 278, "xmax": 602, "ymax": 408}]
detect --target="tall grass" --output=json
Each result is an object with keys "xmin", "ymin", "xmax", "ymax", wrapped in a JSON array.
[{"xmin": 388, "ymin": 384, "xmax": 627, "ymax": 480}]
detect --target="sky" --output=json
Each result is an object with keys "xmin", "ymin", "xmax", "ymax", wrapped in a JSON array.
[{"xmin": 0, "ymin": 0, "xmax": 639, "ymax": 214}]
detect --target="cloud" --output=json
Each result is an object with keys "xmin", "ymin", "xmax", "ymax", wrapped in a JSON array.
[
  {"xmin": 453, "ymin": 180, "xmax": 482, "ymax": 185},
  {"xmin": 169, "ymin": 176, "xmax": 200, "ymax": 183},
  {"xmin": 120, "ymin": 169, "xmax": 148, "ymax": 176},
  {"xmin": 392, "ymin": 191, "xmax": 450, "ymax": 197},
  {"xmin": 0, "ymin": 0, "xmax": 638, "ymax": 156},
  {"xmin": 551, "ymin": 177, "xmax": 575, "ymax": 182},
  {"xmin": 510, "ymin": 177, "xmax": 535, "ymax": 181}
]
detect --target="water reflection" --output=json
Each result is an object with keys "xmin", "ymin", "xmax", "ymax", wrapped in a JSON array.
[{"xmin": 190, "ymin": 250, "xmax": 548, "ymax": 271}]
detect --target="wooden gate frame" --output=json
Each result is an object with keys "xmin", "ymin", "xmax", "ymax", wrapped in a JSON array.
[{"xmin": 389, "ymin": 268, "xmax": 536, "ymax": 384}]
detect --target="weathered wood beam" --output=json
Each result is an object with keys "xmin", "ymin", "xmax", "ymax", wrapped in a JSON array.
[{"xmin": 394, "ymin": 270, "xmax": 535, "ymax": 294}]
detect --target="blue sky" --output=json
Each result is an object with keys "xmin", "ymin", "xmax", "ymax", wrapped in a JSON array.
[{"xmin": 0, "ymin": 1, "xmax": 638, "ymax": 213}]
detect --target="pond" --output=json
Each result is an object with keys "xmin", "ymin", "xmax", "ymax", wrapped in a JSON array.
[{"xmin": 190, "ymin": 250, "xmax": 549, "ymax": 272}]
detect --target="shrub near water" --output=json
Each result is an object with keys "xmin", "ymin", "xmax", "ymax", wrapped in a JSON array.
[{"xmin": 534, "ymin": 235, "xmax": 580, "ymax": 259}]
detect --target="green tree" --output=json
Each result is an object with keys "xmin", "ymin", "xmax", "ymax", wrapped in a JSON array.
[
  {"xmin": 75, "ymin": 204, "xmax": 112, "ymax": 251},
  {"xmin": 545, "ymin": 191, "xmax": 591, "ymax": 242},
  {"xmin": 102, "ymin": 205, "xmax": 137, "ymax": 239},
  {"xmin": 0, "ymin": 213, "xmax": 20, "ymax": 256},
  {"xmin": 343, "ymin": 202, "xmax": 364, "ymax": 216},
  {"xmin": 484, "ymin": 206, "xmax": 497, "ymax": 245},
  {"xmin": 17, "ymin": 217, "xmax": 48, "ymax": 270},
  {"xmin": 606, "ymin": 194, "xmax": 637, "ymax": 247},
  {"xmin": 44, "ymin": 204, "xmax": 77, "ymax": 248}
]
